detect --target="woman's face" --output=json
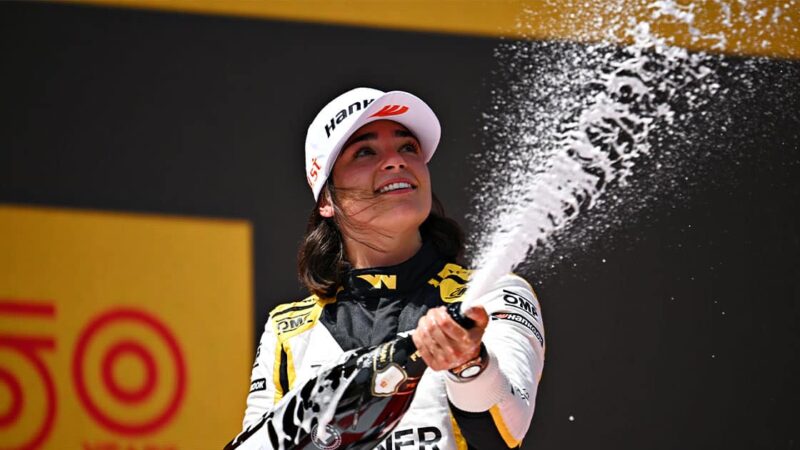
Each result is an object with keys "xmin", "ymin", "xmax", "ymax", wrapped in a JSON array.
[{"xmin": 324, "ymin": 120, "xmax": 432, "ymax": 234}]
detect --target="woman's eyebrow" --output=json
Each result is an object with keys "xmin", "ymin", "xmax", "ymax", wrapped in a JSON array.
[
  {"xmin": 345, "ymin": 129, "xmax": 414, "ymax": 148},
  {"xmin": 344, "ymin": 132, "xmax": 377, "ymax": 147}
]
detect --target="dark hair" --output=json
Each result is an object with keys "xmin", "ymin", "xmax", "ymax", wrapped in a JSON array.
[{"xmin": 297, "ymin": 186, "xmax": 464, "ymax": 298}]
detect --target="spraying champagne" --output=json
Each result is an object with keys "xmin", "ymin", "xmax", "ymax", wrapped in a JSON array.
[{"xmin": 224, "ymin": 303, "xmax": 475, "ymax": 450}]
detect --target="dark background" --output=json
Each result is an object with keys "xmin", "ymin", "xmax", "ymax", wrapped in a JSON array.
[{"xmin": 2, "ymin": 2, "xmax": 798, "ymax": 449}]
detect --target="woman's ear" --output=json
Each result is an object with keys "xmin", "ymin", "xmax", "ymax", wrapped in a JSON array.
[{"xmin": 319, "ymin": 190, "xmax": 334, "ymax": 218}]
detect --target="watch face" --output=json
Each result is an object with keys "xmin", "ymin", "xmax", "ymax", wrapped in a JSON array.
[{"xmin": 460, "ymin": 365, "xmax": 481, "ymax": 378}]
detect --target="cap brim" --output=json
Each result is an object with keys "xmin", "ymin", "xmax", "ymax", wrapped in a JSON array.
[{"xmin": 320, "ymin": 91, "xmax": 441, "ymax": 183}]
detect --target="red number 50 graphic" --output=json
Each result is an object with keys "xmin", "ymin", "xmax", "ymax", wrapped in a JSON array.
[
  {"xmin": 0, "ymin": 302, "xmax": 187, "ymax": 447},
  {"xmin": 0, "ymin": 301, "xmax": 57, "ymax": 450},
  {"xmin": 72, "ymin": 308, "xmax": 187, "ymax": 436}
]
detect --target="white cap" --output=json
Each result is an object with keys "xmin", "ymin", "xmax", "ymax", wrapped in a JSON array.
[{"xmin": 304, "ymin": 87, "xmax": 441, "ymax": 201}]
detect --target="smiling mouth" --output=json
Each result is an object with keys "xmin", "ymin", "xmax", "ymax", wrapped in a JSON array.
[{"xmin": 376, "ymin": 182, "xmax": 416, "ymax": 194}]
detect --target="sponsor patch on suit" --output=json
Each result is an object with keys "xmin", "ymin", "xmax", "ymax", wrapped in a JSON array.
[
  {"xmin": 249, "ymin": 378, "xmax": 267, "ymax": 393},
  {"xmin": 492, "ymin": 312, "xmax": 544, "ymax": 346},
  {"xmin": 501, "ymin": 289, "xmax": 540, "ymax": 322}
]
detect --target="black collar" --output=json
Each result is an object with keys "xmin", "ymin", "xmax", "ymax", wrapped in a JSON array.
[{"xmin": 340, "ymin": 240, "xmax": 444, "ymax": 298}]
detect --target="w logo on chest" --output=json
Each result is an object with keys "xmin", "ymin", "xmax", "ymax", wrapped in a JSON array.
[{"xmin": 356, "ymin": 274, "xmax": 397, "ymax": 289}]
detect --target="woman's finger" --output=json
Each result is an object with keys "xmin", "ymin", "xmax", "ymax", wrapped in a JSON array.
[
  {"xmin": 431, "ymin": 307, "xmax": 484, "ymax": 365},
  {"xmin": 426, "ymin": 312, "xmax": 464, "ymax": 354},
  {"xmin": 432, "ymin": 307, "xmax": 470, "ymax": 342},
  {"xmin": 464, "ymin": 306, "xmax": 489, "ymax": 330},
  {"xmin": 413, "ymin": 314, "xmax": 449, "ymax": 370}
]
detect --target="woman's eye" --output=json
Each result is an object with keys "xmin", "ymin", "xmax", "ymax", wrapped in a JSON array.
[
  {"xmin": 400, "ymin": 143, "xmax": 419, "ymax": 153},
  {"xmin": 354, "ymin": 147, "xmax": 375, "ymax": 158}
]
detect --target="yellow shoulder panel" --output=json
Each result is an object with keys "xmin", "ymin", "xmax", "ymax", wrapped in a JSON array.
[
  {"xmin": 269, "ymin": 295, "xmax": 336, "ymax": 342},
  {"xmin": 269, "ymin": 294, "xmax": 317, "ymax": 316},
  {"xmin": 269, "ymin": 295, "xmax": 336, "ymax": 399},
  {"xmin": 427, "ymin": 262, "xmax": 473, "ymax": 304}
]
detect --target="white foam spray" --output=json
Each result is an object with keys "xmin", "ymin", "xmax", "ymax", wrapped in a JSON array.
[{"xmin": 461, "ymin": 0, "xmax": 793, "ymax": 307}]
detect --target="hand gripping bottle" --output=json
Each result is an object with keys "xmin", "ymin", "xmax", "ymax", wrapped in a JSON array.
[{"xmin": 224, "ymin": 303, "xmax": 474, "ymax": 450}]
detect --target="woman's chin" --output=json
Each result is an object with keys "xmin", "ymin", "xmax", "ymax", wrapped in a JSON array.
[{"xmin": 371, "ymin": 207, "xmax": 428, "ymax": 234}]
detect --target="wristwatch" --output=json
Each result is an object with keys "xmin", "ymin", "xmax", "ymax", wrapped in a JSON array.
[{"xmin": 448, "ymin": 343, "xmax": 489, "ymax": 381}]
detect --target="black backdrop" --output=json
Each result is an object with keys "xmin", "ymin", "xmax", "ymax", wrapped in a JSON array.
[{"xmin": 2, "ymin": 2, "xmax": 798, "ymax": 449}]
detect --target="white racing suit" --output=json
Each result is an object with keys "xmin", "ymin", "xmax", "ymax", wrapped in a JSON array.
[{"xmin": 237, "ymin": 242, "xmax": 545, "ymax": 449}]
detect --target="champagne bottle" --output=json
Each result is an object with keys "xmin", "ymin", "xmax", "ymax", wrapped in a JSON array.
[{"xmin": 224, "ymin": 303, "xmax": 474, "ymax": 450}]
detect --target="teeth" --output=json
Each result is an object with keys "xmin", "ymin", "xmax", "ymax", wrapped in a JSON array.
[{"xmin": 379, "ymin": 182, "xmax": 413, "ymax": 193}]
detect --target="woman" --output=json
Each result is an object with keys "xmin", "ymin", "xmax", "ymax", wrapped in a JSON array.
[{"xmin": 238, "ymin": 88, "xmax": 545, "ymax": 449}]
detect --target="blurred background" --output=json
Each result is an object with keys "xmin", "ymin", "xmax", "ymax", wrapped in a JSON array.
[{"xmin": 1, "ymin": 1, "xmax": 798, "ymax": 449}]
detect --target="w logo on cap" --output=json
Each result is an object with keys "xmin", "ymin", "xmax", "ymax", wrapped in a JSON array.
[{"xmin": 369, "ymin": 105, "xmax": 409, "ymax": 117}]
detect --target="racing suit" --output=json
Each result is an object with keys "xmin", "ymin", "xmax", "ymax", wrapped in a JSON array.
[{"xmin": 240, "ymin": 241, "xmax": 545, "ymax": 449}]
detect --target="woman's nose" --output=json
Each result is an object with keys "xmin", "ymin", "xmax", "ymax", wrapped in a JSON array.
[{"xmin": 382, "ymin": 152, "xmax": 406, "ymax": 171}]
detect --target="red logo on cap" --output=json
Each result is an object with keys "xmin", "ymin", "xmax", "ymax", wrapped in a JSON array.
[
  {"xmin": 369, "ymin": 105, "xmax": 409, "ymax": 117},
  {"xmin": 307, "ymin": 157, "xmax": 322, "ymax": 188}
]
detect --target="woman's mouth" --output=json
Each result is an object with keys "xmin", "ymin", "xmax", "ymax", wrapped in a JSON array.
[{"xmin": 376, "ymin": 181, "xmax": 416, "ymax": 194}]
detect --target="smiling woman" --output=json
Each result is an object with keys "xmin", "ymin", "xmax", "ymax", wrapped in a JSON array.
[
  {"xmin": 318, "ymin": 120, "xmax": 434, "ymax": 270},
  {"xmin": 228, "ymin": 88, "xmax": 546, "ymax": 449},
  {"xmin": 298, "ymin": 88, "xmax": 461, "ymax": 297}
]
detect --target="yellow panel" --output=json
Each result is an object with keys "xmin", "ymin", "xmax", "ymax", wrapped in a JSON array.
[
  {"xmin": 0, "ymin": 204, "xmax": 252, "ymax": 449},
  {"xmin": 54, "ymin": 0, "xmax": 799, "ymax": 58}
]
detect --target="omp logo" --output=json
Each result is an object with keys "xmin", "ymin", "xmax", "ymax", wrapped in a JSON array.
[
  {"xmin": 375, "ymin": 426, "xmax": 442, "ymax": 450},
  {"xmin": 369, "ymin": 105, "xmax": 409, "ymax": 118},
  {"xmin": 276, "ymin": 313, "xmax": 310, "ymax": 334},
  {"xmin": 502, "ymin": 289, "xmax": 540, "ymax": 321},
  {"xmin": 356, "ymin": 274, "xmax": 397, "ymax": 290}
]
